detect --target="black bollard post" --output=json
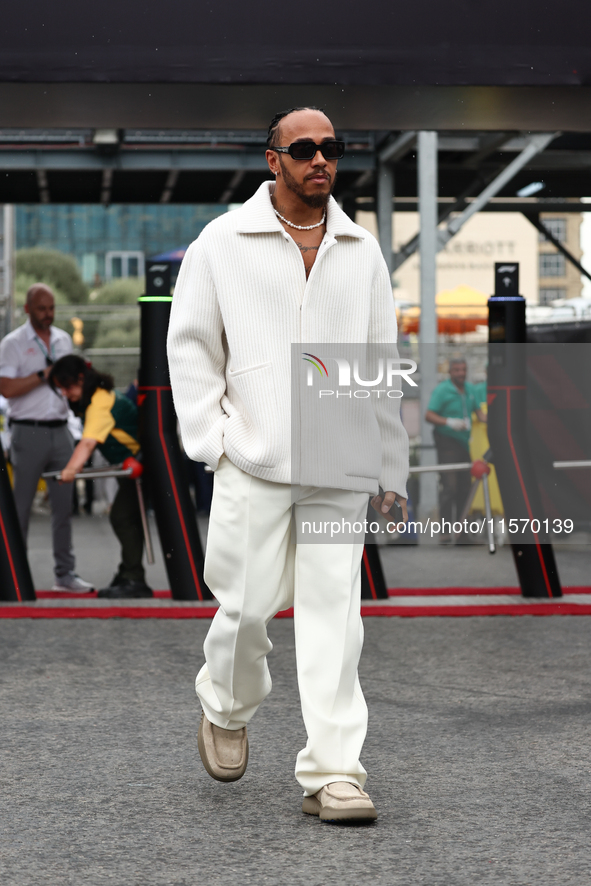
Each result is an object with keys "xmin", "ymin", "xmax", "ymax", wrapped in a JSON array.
[
  {"xmin": 0, "ymin": 443, "xmax": 35, "ymax": 601},
  {"xmin": 361, "ymin": 542, "xmax": 388, "ymax": 599},
  {"xmin": 359, "ymin": 498, "xmax": 389, "ymax": 600},
  {"xmin": 487, "ymin": 263, "xmax": 562, "ymax": 598},
  {"xmin": 138, "ymin": 261, "xmax": 211, "ymax": 601}
]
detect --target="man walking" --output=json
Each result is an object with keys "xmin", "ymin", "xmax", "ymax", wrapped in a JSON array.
[
  {"xmin": 168, "ymin": 108, "xmax": 409, "ymax": 821},
  {"xmin": 0, "ymin": 284, "xmax": 93, "ymax": 591}
]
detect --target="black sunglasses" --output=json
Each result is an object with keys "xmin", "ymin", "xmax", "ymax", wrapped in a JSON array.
[{"xmin": 273, "ymin": 140, "xmax": 345, "ymax": 161}]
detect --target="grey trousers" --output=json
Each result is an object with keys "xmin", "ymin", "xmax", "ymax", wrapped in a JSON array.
[{"xmin": 11, "ymin": 423, "xmax": 75, "ymax": 579}]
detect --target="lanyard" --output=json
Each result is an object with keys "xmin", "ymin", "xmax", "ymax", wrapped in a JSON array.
[
  {"xmin": 451, "ymin": 382, "xmax": 468, "ymax": 420},
  {"xmin": 33, "ymin": 334, "xmax": 55, "ymax": 364},
  {"xmin": 460, "ymin": 391, "xmax": 467, "ymax": 419}
]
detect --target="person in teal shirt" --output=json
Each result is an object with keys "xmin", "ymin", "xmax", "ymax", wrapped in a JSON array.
[{"xmin": 425, "ymin": 358, "xmax": 486, "ymax": 538}]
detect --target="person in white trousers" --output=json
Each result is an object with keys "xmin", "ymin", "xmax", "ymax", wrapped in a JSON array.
[{"xmin": 167, "ymin": 107, "xmax": 409, "ymax": 822}]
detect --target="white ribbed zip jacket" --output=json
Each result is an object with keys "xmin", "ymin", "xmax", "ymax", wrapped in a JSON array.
[{"xmin": 167, "ymin": 182, "xmax": 409, "ymax": 497}]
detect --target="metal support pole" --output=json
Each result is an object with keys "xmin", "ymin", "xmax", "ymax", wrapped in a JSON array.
[
  {"xmin": 441, "ymin": 133, "xmax": 557, "ymax": 246},
  {"xmin": 43, "ymin": 463, "xmax": 156, "ymax": 566},
  {"xmin": 135, "ymin": 477, "xmax": 155, "ymax": 565},
  {"xmin": 418, "ymin": 131, "xmax": 439, "ymax": 520},
  {"xmin": 377, "ymin": 160, "xmax": 393, "ymax": 278},
  {"xmin": 482, "ymin": 474, "xmax": 495, "ymax": 554},
  {"xmin": 418, "ymin": 132, "xmax": 438, "ymax": 345},
  {"xmin": 378, "ymin": 131, "xmax": 416, "ymax": 165},
  {"xmin": 410, "ymin": 462, "xmax": 472, "ymax": 473},
  {"xmin": 0, "ymin": 205, "xmax": 14, "ymax": 340},
  {"xmin": 364, "ymin": 138, "xmax": 410, "ymax": 596},
  {"xmin": 4, "ymin": 205, "xmax": 13, "ymax": 336},
  {"xmin": 394, "ymin": 132, "xmax": 558, "ymax": 271},
  {"xmin": 554, "ymin": 460, "xmax": 591, "ymax": 469},
  {"xmin": 456, "ymin": 472, "xmax": 496, "ymax": 553}
]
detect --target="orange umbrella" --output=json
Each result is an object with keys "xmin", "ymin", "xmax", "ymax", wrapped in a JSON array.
[{"xmin": 399, "ymin": 285, "xmax": 489, "ymax": 335}]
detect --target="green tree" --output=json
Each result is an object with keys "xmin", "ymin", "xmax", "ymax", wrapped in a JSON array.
[
  {"xmin": 16, "ymin": 248, "xmax": 88, "ymax": 305},
  {"xmin": 91, "ymin": 278, "xmax": 144, "ymax": 305},
  {"xmin": 14, "ymin": 272, "xmax": 70, "ymax": 308},
  {"xmin": 92, "ymin": 318, "xmax": 140, "ymax": 350},
  {"xmin": 89, "ymin": 279, "xmax": 144, "ymax": 351}
]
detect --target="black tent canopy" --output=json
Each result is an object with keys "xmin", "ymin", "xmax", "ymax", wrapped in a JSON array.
[
  {"xmin": 2, "ymin": 0, "xmax": 591, "ymax": 88},
  {"xmin": 1, "ymin": 0, "xmax": 591, "ymax": 131}
]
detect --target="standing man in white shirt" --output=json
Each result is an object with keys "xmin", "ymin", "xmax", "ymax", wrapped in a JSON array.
[
  {"xmin": 0, "ymin": 284, "xmax": 93, "ymax": 591},
  {"xmin": 168, "ymin": 107, "xmax": 409, "ymax": 822}
]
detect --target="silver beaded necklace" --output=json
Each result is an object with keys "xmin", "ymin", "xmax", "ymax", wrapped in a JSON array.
[{"xmin": 273, "ymin": 207, "xmax": 326, "ymax": 231}]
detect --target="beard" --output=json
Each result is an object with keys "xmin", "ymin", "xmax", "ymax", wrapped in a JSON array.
[{"xmin": 278, "ymin": 156, "xmax": 336, "ymax": 209}]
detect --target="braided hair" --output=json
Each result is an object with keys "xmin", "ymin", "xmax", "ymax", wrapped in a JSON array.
[{"xmin": 266, "ymin": 107, "xmax": 326, "ymax": 148}]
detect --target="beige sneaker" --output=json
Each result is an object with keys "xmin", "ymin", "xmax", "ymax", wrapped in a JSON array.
[
  {"xmin": 302, "ymin": 782, "xmax": 378, "ymax": 822},
  {"xmin": 197, "ymin": 711, "xmax": 249, "ymax": 782}
]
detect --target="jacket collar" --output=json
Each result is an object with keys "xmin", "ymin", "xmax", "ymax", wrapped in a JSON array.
[{"xmin": 236, "ymin": 181, "xmax": 364, "ymax": 239}]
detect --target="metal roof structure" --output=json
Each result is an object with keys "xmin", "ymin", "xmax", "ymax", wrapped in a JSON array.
[{"xmin": 2, "ymin": 127, "xmax": 591, "ymax": 209}]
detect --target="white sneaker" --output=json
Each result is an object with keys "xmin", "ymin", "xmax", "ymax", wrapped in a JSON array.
[{"xmin": 51, "ymin": 573, "xmax": 95, "ymax": 592}]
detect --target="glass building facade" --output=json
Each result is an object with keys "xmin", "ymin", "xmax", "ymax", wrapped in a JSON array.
[{"xmin": 16, "ymin": 204, "xmax": 226, "ymax": 283}]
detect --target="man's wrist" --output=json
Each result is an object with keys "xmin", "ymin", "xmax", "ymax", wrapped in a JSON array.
[{"xmin": 37, "ymin": 370, "xmax": 45, "ymax": 382}]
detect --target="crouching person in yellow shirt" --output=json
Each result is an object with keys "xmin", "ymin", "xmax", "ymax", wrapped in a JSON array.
[{"xmin": 49, "ymin": 355, "xmax": 152, "ymax": 599}]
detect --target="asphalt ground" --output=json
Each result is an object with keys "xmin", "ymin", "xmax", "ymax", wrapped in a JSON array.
[
  {"xmin": 2, "ymin": 616, "xmax": 591, "ymax": 884},
  {"xmin": 25, "ymin": 510, "xmax": 591, "ymax": 591}
]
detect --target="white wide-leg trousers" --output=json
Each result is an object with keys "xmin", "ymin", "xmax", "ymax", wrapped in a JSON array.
[{"xmin": 196, "ymin": 455, "xmax": 370, "ymax": 795}]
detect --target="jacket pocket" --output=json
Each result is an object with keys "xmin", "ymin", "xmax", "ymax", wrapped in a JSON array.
[
  {"xmin": 227, "ymin": 360, "xmax": 271, "ymax": 378},
  {"xmin": 224, "ymin": 362, "xmax": 280, "ymax": 469}
]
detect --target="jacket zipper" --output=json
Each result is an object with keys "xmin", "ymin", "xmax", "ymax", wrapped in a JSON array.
[
  {"xmin": 283, "ymin": 231, "xmax": 335, "ymax": 340},
  {"xmin": 283, "ymin": 231, "xmax": 335, "ymax": 486}
]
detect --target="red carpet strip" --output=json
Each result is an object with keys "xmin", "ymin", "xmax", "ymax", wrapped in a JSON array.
[
  {"xmin": 1, "ymin": 587, "xmax": 591, "ymax": 618},
  {"xmin": 387, "ymin": 586, "xmax": 590, "ymax": 596}
]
